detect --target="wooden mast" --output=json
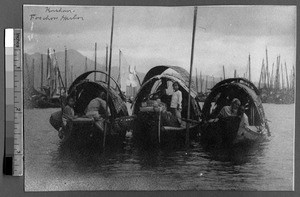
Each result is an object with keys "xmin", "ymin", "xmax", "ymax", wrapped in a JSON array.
[
  {"xmin": 40, "ymin": 54, "xmax": 43, "ymax": 90},
  {"xmin": 94, "ymin": 42, "xmax": 97, "ymax": 81},
  {"xmin": 265, "ymin": 47, "xmax": 270, "ymax": 88},
  {"xmin": 186, "ymin": 6, "xmax": 198, "ymax": 148},
  {"xmin": 258, "ymin": 59, "xmax": 264, "ymax": 89},
  {"xmin": 105, "ymin": 44, "xmax": 108, "ymax": 83},
  {"xmin": 64, "ymin": 47, "xmax": 68, "ymax": 91},
  {"xmin": 285, "ymin": 62, "xmax": 289, "ymax": 90},
  {"xmin": 117, "ymin": 49, "xmax": 121, "ymax": 87},
  {"xmin": 205, "ymin": 75, "xmax": 208, "ymax": 93},
  {"xmin": 195, "ymin": 68, "xmax": 198, "ymax": 92},
  {"xmin": 248, "ymin": 54, "xmax": 251, "ymax": 81},
  {"xmin": 32, "ymin": 59, "xmax": 35, "ymax": 90},
  {"xmin": 270, "ymin": 63, "xmax": 274, "ymax": 89},
  {"xmin": 103, "ymin": 7, "xmax": 115, "ymax": 149},
  {"xmin": 200, "ymin": 71, "xmax": 203, "ymax": 93},
  {"xmin": 281, "ymin": 63, "xmax": 284, "ymax": 90}
]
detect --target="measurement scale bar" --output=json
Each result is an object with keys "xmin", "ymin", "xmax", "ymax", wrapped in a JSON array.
[{"xmin": 4, "ymin": 28, "xmax": 23, "ymax": 176}]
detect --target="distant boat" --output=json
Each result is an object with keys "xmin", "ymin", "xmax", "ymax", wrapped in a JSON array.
[
  {"xmin": 131, "ymin": 65, "xmax": 202, "ymax": 147},
  {"xmin": 200, "ymin": 78, "xmax": 270, "ymax": 147},
  {"xmin": 49, "ymin": 71, "xmax": 130, "ymax": 144},
  {"xmin": 31, "ymin": 48, "xmax": 64, "ymax": 108}
]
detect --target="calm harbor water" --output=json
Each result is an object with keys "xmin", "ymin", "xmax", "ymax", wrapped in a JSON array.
[{"xmin": 24, "ymin": 103, "xmax": 294, "ymax": 191}]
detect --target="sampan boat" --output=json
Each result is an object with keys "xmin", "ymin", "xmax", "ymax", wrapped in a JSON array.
[
  {"xmin": 132, "ymin": 65, "xmax": 202, "ymax": 147},
  {"xmin": 49, "ymin": 71, "xmax": 130, "ymax": 144},
  {"xmin": 200, "ymin": 78, "xmax": 270, "ymax": 147}
]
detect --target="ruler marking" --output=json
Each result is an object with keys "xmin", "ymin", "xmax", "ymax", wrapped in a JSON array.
[{"xmin": 12, "ymin": 29, "xmax": 23, "ymax": 176}]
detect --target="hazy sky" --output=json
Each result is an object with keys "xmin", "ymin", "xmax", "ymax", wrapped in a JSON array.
[{"xmin": 24, "ymin": 5, "xmax": 296, "ymax": 83}]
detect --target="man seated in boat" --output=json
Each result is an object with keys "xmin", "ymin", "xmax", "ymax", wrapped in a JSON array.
[
  {"xmin": 217, "ymin": 98, "xmax": 241, "ymax": 118},
  {"xmin": 85, "ymin": 91, "xmax": 111, "ymax": 131},
  {"xmin": 59, "ymin": 96, "xmax": 77, "ymax": 139}
]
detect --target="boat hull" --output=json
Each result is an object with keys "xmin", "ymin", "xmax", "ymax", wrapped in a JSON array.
[
  {"xmin": 200, "ymin": 116, "xmax": 267, "ymax": 147},
  {"xmin": 49, "ymin": 111, "xmax": 127, "ymax": 145},
  {"xmin": 133, "ymin": 110, "xmax": 199, "ymax": 148}
]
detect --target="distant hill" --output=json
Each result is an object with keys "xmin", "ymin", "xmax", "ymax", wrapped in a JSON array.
[
  {"xmin": 24, "ymin": 49, "xmax": 146, "ymax": 90},
  {"xmin": 24, "ymin": 49, "xmax": 248, "ymax": 94}
]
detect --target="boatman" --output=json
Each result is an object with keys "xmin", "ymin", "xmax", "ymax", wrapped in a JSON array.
[
  {"xmin": 59, "ymin": 96, "xmax": 77, "ymax": 139},
  {"xmin": 218, "ymin": 98, "xmax": 241, "ymax": 118},
  {"xmin": 85, "ymin": 92, "xmax": 111, "ymax": 131},
  {"xmin": 170, "ymin": 81, "xmax": 182, "ymax": 126}
]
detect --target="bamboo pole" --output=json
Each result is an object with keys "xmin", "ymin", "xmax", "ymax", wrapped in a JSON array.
[
  {"xmin": 186, "ymin": 6, "xmax": 197, "ymax": 148},
  {"xmin": 258, "ymin": 60, "xmax": 264, "ymax": 89},
  {"xmin": 118, "ymin": 49, "xmax": 121, "ymax": 87},
  {"xmin": 205, "ymin": 75, "xmax": 208, "ymax": 93},
  {"xmin": 65, "ymin": 47, "xmax": 67, "ymax": 91},
  {"xmin": 105, "ymin": 44, "xmax": 108, "ymax": 83},
  {"xmin": 285, "ymin": 62, "xmax": 289, "ymax": 90},
  {"xmin": 281, "ymin": 63, "xmax": 284, "ymax": 89},
  {"xmin": 46, "ymin": 49, "xmax": 50, "ymax": 87},
  {"xmin": 195, "ymin": 68, "xmax": 198, "ymax": 92},
  {"xmin": 248, "ymin": 54, "xmax": 251, "ymax": 81},
  {"xmin": 40, "ymin": 54, "xmax": 43, "ymax": 90},
  {"xmin": 94, "ymin": 42, "xmax": 97, "ymax": 81},
  {"xmin": 32, "ymin": 59, "xmax": 35, "ymax": 90},
  {"xmin": 270, "ymin": 63, "xmax": 274, "ymax": 89},
  {"xmin": 265, "ymin": 48, "xmax": 270, "ymax": 88},
  {"xmin": 200, "ymin": 71, "xmax": 203, "ymax": 93},
  {"xmin": 103, "ymin": 7, "xmax": 115, "ymax": 149}
]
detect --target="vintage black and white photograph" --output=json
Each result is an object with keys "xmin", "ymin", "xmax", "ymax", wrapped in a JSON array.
[{"xmin": 23, "ymin": 5, "xmax": 295, "ymax": 191}]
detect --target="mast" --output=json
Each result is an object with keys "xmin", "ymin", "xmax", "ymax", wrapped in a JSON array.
[
  {"xmin": 195, "ymin": 68, "xmax": 198, "ymax": 92},
  {"xmin": 40, "ymin": 54, "xmax": 43, "ymax": 90},
  {"xmin": 46, "ymin": 48, "xmax": 50, "ymax": 87},
  {"xmin": 270, "ymin": 63, "xmax": 274, "ymax": 89},
  {"xmin": 104, "ymin": 7, "xmax": 115, "ymax": 149},
  {"xmin": 94, "ymin": 42, "xmax": 97, "ymax": 81},
  {"xmin": 205, "ymin": 75, "xmax": 208, "ymax": 93},
  {"xmin": 186, "ymin": 6, "xmax": 198, "ymax": 148},
  {"xmin": 265, "ymin": 47, "xmax": 270, "ymax": 88},
  {"xmin": 234, "ymin": 69, "xmax": 237, "ymax": 78},
  {"xmin": 32, "ymin": 59, "xmax": 35, "ymax": 89},
  {"xmin": 117, "ymin": 49, "xmax": 121, "ymax": 87},
  {"xmin": 64, "ymin": 47, "xmax": 68, "ymax": 91},
  {"xmin": 223, "ymin": 65, "xmax": 225, "ymax": 80},
  {"xmin": 248, "ymin": 54, "xmax": 251, "ymax": 81},
  {"xmin": 281, "ymin": 63, "xmax": 284, "ymax": 90},
  {"xmin": 258, "ymin": 59, "xmax": 264, "ymax": 89},
  {"xmin": 285, "ymin": 62, "xmax": 289, "ymax": 90},
  {"xmin": 275, "ymin": 56, "xmax": 280, "ymax": 90},
  {"xmin": 105, "ymin": 44, "xmax": 108, "ymax": 82},
  {"xmin": 200, "ymin": 71, "xmax": 203, "ymax": 93}
]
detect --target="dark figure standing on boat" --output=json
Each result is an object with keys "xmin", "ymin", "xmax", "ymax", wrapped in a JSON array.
[
  {"xmin": 170, "ymin": 81, "xmax": 182, "ymax": 126},
  {"xmin": 59, "ymin": 96, "xmax": 77, "ymax": 139},
  {"xmin": 85, "ymin": 92, "xmax": 111, "ymax": 131}
]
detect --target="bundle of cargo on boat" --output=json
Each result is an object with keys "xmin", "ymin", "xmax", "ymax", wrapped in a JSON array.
[
  {"xmin": 200, "ymin": 78, "xmax": 270, "ymax": 147},
  {"xmin": 49, "ymin": 71, "xmax": 129, "ymax": 144},
  {"xmin": 132, "ymin": 65, "xmax": 202, "ymax": 146}
]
